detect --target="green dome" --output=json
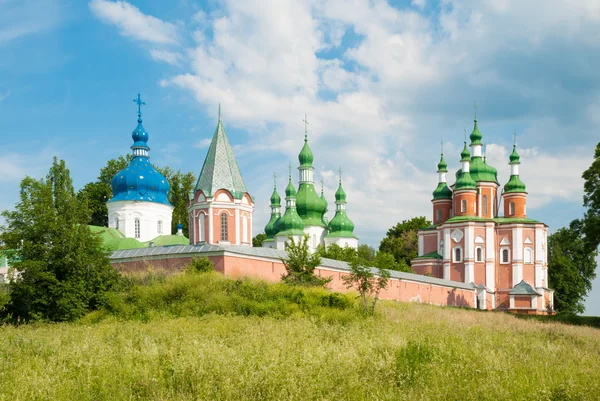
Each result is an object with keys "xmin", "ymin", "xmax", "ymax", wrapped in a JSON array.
[
  {"xmin": 460, "ymin": 142, "xmax": 471, "ymax": 162},
  {"xmin": 455, "ymin": 170, "xmax": 477, "ymax": 190},
  {"xmin": 509, "ymin": 145, "xmax": 521, "ymax": 164},
  {"xmin": 276, "ymin": 207, "xmax": 305, "ymax": 236},
  {"xmin": 469, "ymin": 156, "xmax": 499, "ymax": 183},
  {"xmin": 437, "ymin": 154, "xmax": 448, "ymax": 172},
  {"xmin": 433, "ymin": 182, "xmax": 452, "ymax": 200},
  {"xmin": 264, "ymin": 212, "xmax": 281, "ymax": 239},
  {"xmin": 320, "ymin": 189, "xmax": 328, "ymax": 225},
  {"xmin": 285, "ymin": 178, "xmax": 297, "ymax": 197},
  {"xmin": 270, "ymin": 186, "xmax": 281, "ymax": 206},
  {"xmin": 298, "ymin": 137, "xmax": 314, "ymax": 167},
  {"xmin": 335, "ymin": 182, "xmax": 347, "ymax": 202},
  {"xmin": 469, "ymin": 119, "xmax": 483, "ymax": 146},
  {"xmin": 327, "ymin": 211, "xmax": 356, "ymax": 239},
  {"xmin": 297, "ymin": 183, "xmax": 327, "ymax": 227},
  {"xmin": 504, "ymin": 175, "xmax": 527, "ymax": 193}
]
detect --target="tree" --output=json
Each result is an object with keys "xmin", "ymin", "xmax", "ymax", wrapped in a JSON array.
[
  {"xmin": 582, "ymin": 142, "xmax": 600, "ymax": 251},
  {"xmin": 357, "ymin": 244, "xmax": 376, "ymax": 262},
  {"xmin": 343, "ymin": 253, "xmax": 391, "ymax": 316},
  {"xmin": 0, "ymin": 158, "xmax": 121, "ymax": 322},
  {"xmin": 252, "ymin": 233, "xmax": 267, "ymax": 247},
  {"xmin": 281, "ymin": 235, "xmax": 330, "ymax": 287},
  {"xmin": 548, "ymin": 220, "xmax": 597, "ymax": 314},
  {"xmin": 379, "ymin": 216, "xmax": 431, "ymax": 268},
  {"xmin": 157, "ymin": 167, "xmax": 195, "ymax": 237},
  {"xmin": 316, "ymin": 243, "xmax": 358, "ymax": 263}
]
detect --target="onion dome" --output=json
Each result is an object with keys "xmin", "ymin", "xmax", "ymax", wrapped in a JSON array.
[
  {"xmin": 277, "ymin": 176, "xmax": 305, "ymax": 235},
  {"xmin": 509, "ymin": 145, "xmax": 521, "ymax": 164},
  {"xmin": 469, "ymin": 119, "xmax": 483, "ymax": 146},
  {"xmin": 265, "ymin": 178, "xmax": 282, "ymax": 240},
  {"xmin": 469, "ymin": 157, "xmax": 499, "ymax": 183},
  {"xmin": 326, "ymin": 174, "xmax": 356, "ymax": 239},
  {"xmin": 320, "ymin": 182, "xmax": 329, "ymax": 225},
  {"xmin": 296, "ymin": 134, "xmax": 327, "ymax": 227},
  {"xmin": 504, "ymin": 145, "xmax": 527, "ymax": 193},
  {"xmin": 108, "ymin": 94, "xmax": 172, "ymax": 206},
  {"xmin": 460, "ymin": 142, "xmax": 471, "ymax": 162},
  {"xmin": 433, "ymin": 182, "xmax": 452, "ymax": 200},
  {"xmin": 298, "ymin": 136, "xmax": 314, "ymax": 167},
  {"xmin": 437, "ymin": 154, "xmax": 448, "ymax": 172}
]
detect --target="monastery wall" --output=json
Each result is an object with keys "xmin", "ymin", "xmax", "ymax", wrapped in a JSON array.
[{"xmin": 111, "ymin": 251, "xmax": 476, "ymax": 309}]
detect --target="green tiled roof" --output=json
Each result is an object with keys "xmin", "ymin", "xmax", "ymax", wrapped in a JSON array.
[
  {"xmin": 493, "ymin": 217, "xmax": 541, "ymax": 225},
  {"xmin": 432, "ymin": 182, "xmax": 452, "ymax": 200},
  {"xmin": 416, "ymin": 251, "xmax": 442, "ymax": 259},
  {"xmin": 89, "ymin": 225, "xmax": 189, "ymax": 251},
  {"xmin": 421, "ymin": 225, "xmax": 438, "ymax": 231},
  {"xmin": 195, "ymin": 112, "xmax": 248, "ymax": 199},
  {"xmin": 145, "ymin": 235, "xmax": 189, "ymax": 247}
]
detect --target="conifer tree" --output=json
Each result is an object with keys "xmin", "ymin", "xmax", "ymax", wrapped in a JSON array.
[{"xmin": 1, "ymin": 158, "xmax": 120, "ymax": 322}]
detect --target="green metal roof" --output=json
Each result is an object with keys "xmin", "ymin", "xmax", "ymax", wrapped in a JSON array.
[
  {"xmin": 509, "ymin": 145, "xmax": 521, "ymax": 164},
  {"xmin": 298, "ymin": 137, "xmax": 314, "ymax": 167},
  {"xmin": 460, "ymin": 142, "xmax": 471, "ymax": 162},
  {"xmin": 510, "ymin": 280, "xmax": 540, "ymax": 296},
  {"xmin": 335, "ymin": 181, "xmax": 347, "ymax": 202},
  {"xmin": 415, "ymin": 251, "xmax": 442, "ymax": 259},
  {"xmin": 469, "ymin": 119, "xmax": 483, "ymax": 146},
  {"xmin": 270, "ymin": 186, "xmax": 281, "ymax": 206},
  {"xmin": 437, "ymin": 153, "xmax": 448, "ymax": 172},
  {"xmin": 433, "ymin": 182, "xmax": 452, "ymax": 200},
  {"xmin": 504, "ymin": 174, "xmax": 527, "ymax": 194},
  {"xmin": 145, "ymin": 235, "xmax": 189, "ymax": 247},
  {"xmin": 296, "ymin": 183, "xmax": 327, "ymax": 227},
  {"xmin": 264, "ymin": 212, "xmax": 281, "ymax": 239},
  {"xmin": 194, "ymin": 110, "xmax": 248, "ymax": 199},
  {"xmin": 469, "ymin": 157, "xmax": 499, "ymax": 183},
  {"xmin": 455, "ymin": 170, "xmax": 476, "ymax": 190}
]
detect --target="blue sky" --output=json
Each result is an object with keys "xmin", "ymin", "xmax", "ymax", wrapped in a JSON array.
[{"xmin": 1, "ymin": 0, "xmax": 599, "ymax": 314}]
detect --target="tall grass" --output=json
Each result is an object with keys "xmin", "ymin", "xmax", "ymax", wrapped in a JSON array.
[{"xmin": 0, "ymin": 272, "xmax": 599, "ymax": 401}]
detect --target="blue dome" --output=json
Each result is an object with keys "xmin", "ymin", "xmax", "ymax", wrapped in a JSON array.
[
  {"xmin": 107, "ymin": 97, "xmax": 172, "ymax": 206},
  {"xmin": 108, "ymin": 157, "xmax": 171, "ymax": 205}
]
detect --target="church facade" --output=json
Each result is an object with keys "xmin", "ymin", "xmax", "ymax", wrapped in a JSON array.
[
  {"xmin": 411, "ymin": 117, "xmax": 554, "ymax": 313},
  {"xmin": 187, "ymin": 107, "xmax": 254, "ymax": 246}
]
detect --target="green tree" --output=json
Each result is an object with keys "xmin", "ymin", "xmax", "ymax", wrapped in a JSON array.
[
  {"xmin": 252, "ymin": 233, "xmax": 267, "ymax": 247},
  {"xmin": 281, "ymin": 235, "xmax": 330, "ymax": 287},
  {"xmin": 379, "ymin": 216, "xmax": 431, "ymax": 268},
  {"xmin": 157, "ymin": 167, "xmax": 195, "ymax": 237},
  {"xmin": 316, "ymin": 243, "xmax": 358, "ymax": 263},
  {"xmin": 357, "ymin": 244, "xmax": 376, "ymax": 262},
  {"xmin": 582, "ymin": 142, "xmax": 600, "ymax": 251},
  {"xmin": 0, "ymin": 158, "xmax": 121, "ymax": 322},
  {"xmin": 343, "ymin": 253, "xmax": 391, "ymax": 316},
  {"xmin": 185, "ymin": 256, "xmax": 214, "ymax": 274},
  {"xmin": 548, "ymin": 220, "xmax": 597, "ymax": 314}
]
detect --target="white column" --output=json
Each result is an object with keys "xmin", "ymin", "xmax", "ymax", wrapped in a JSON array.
[
  {"xmin": 535, "ymin": 264, "xmax": 543, "ymax": 288},
  {"xmin": 208, "ymin": 206, "xmax": 213, "ymax": 244},
  {"xmin": 512, "ymin": 263, "xmax": 523, "ymax": 286},
  {"xmin": 535, "ymin": 227, "xmax": 544, "ymax": 263},
  {"xmin": 443, "ymin": 263, "xmax": 450, "ymax": 281},
  {"xmin": 478, "ymin": 191, "xmax": 482, "ymax": 217},
  {"xmin": 235, "ymin": 208, "xmax": 240, "ymax": 245},
  {"xmin": 443, "ymin": 229, "xmax": 451, "ymax": 260},
  {"xmin": 199, "ymin": 214, "xmax": 205, "ymax": 242},
  {"xmin": 465, "ymin": 225, "xmax": 474, "ymax": 260},
  {"xmin": 249, "ymin": 209, "xmax": 253, "ymax": 247},
  {"xmin": 465, "ymin": 262, "xmax": 474, "ymax": 284},
  {"xmin": 418, "ymin": 235, "xmax": 424, "ymax": 256},
  {"xmin": 512, "ymin": 227, "xmax": 523, "ymax": 262},
  {"xmin": 485, "ymin": 226, "xmax": 495, "ymax": 262},
  {"xmin": 509, "ymin": 295, "xmax": 515, "ymax": 309}
]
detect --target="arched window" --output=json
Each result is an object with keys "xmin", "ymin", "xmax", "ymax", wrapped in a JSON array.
[
  {"xmin": 199, "ymin": 214, "xmax": 205, "ymax": 242},
  {"xmin": 436, "ymin": 209, "xmax": 442, "ymax": 222},
  {"xmin": 220, "ymin": 213, "xmax": 228, "ymax": 241},
  {"xmin": 524, "ymin": 247, "xmax": 533, "ymax": 264},
  {"xmin": 501, "ymin": 247, "xmax": 510, "ymax": 264},
  {"xmin": 509, "ymin": 202, "xmax": 516, "ymax": 216},
  {"xmin": 453, "ymin": 247, "xmax": 462, "ymax": 263},
  {"xmin": 157, "ymin": 220, "xmax": 163, "ymax": 234},
  {"xmin": 476, "ymin": 247, "xmax": 484, "ymax": 262},
  {"xmin": 461, "ymin": 199, "xmax": 467, "ymax": 213},
  {"xmin": 134, "ymin": 218, "xmax": 140, "ymax": 239},
  {"xmin": 483, "ymin": 195, "xmax": 488, "ymax": 216}
]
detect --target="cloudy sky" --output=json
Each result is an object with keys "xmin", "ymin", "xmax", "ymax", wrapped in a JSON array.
[{"xmin": 1, "ymin": 0, "xmax": 599, "ymax": 313}]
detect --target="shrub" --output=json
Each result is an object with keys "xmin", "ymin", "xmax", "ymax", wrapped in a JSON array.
[
  {"xmin": 281, "ymin": 235, "xmax": 330, "ymax": 287},
  {"xmin": 185, "ymin": 257, "xmax": 214, "ymax": 274}
]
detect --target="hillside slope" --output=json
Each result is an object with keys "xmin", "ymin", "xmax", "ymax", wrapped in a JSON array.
[{"xmin": 0, "ymin": 273, "xmax": 598, "ymax": 401}]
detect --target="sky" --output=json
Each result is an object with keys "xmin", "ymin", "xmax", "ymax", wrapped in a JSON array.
[{"xmin": 0, "ymin": 0, "xmax": 599, "ymax": 314}]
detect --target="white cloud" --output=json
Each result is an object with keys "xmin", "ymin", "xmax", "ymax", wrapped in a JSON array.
[
  {"xmin": 0, "ymin": 92, "xmax": 10, "ymax": 102},
  {"xmin": 89, "ymin": 0, "xmax": 179, "ymax": 45},
  {"xmin": 194, "ymin": 138, "xmax": 212, "ymax": 149},
  {"xmin": 96, "ymin": 0, "xmax": 600, "ymax": 244},
  {"xmin": 149, "ymin": 49, "xmax": 182, "ymax": 66}
]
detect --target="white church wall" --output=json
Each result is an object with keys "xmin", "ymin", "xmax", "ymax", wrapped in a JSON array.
[{"xmin": 107, "ymin": 200, "xmax": 173, "ymax": 243}]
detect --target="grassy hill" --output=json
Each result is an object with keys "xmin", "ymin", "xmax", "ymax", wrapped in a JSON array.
[{"xmin": 0, "ymin": 272, "xmax": 599, "ymax": 401}]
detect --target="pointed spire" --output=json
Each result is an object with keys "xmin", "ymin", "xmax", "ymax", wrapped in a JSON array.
[
  {"xmin": 194, "ymin": 104, "xmax": 248, "ymax": 198},
  {"xmin": 437, "ymin": 140, "xmax": 448, "ymax": 173},
  {"xmin": 460, "ymin": 141, "xmax": 471, "ymax": 162},
  {"xmin": 483, "ymin": 144, "xmax": 487, "ymax": 163},
  {"xmin": 274, "ymin": 172, "xmax": 277, "ymax": 188},
  {"xmin": 131, "ymin": 93, "xmax": 149, "ymax": 157},
  {"xmin": 474, "ymin": 100, "xmax": 477, "ymax": 121},
  {"xmin": 302, "ymin": 113, "xmax": 309, "ymax": 142},
  {"xmin": 299, "ymin": 115, "xmax": 314, "ymax": 167},
  {"xmin": 505, "ymin": 133, "xmax": 526, "ymax": 193}
]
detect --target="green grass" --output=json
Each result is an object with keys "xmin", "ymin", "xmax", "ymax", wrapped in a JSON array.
[{"xmin": 0, "ymin": 272, "xmax": 599, "ymax": 401}]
